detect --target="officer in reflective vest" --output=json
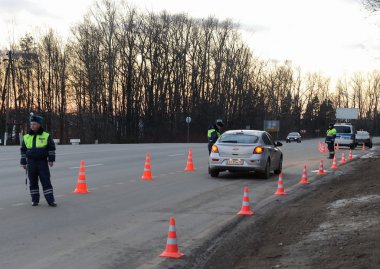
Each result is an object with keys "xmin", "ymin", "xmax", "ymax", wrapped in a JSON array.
[
  {"xmin": 20, "ymin": 114, "xmax": 57, "ymax": 207},
  {"xmin": 208, "ymin": 120, "xmax": 224, "ymax": 154},
  {"xmin": 325, "ymin": 123, "xmax": 337, "ymax": 159}
]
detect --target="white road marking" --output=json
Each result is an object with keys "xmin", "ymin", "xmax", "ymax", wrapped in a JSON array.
[
  {"xmin": 168, "ymin": 154, "xmax": 185, "ymax": 157},
  {"xmin": 116, "ymin": 182, "xmax": 125, "ymax": 185},
  {"xmin": 12, "ymin": 203, "xmax": 26, "ymax": 207},
  {"xmin": 311, "ymin": 170, "xmax": 331, "ymax": 173},
  {"xmin": 169, "ymin": 172, "xmax": 176, "ymax": 175},
  {"xmin": 103, "ymin": 185, "xmax": 112, "ymax": 187},
  {"xmin": 88, "ymin": 187, "xmax": 98, "ymax": 191},
  {"xmin": 69, "ymin": 164, "xmax": 104, "ymax": 169},
  {"xmin": 55, "ymin": 194, "xmax": 66, "ymax": 198},
  {"xmin": 0, "ymin": 208, "xmax": 4, "ymax": 210}
]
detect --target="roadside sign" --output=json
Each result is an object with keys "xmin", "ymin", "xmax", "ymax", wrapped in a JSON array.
[
  {"xmin": 186, "ymin": 117, "xmax": 191, "ymax": 124},
  {"xmin": 264, "ymin": 120, "xmax": 280, "ymax": 132}
]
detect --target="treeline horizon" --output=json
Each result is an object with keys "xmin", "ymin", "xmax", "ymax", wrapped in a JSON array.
[{"xmin": 1, "ymin": 0, "xmax": 379, "ymax": 144}]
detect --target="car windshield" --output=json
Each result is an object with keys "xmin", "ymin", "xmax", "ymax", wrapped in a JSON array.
[
  {"xmin": 335, "ymin": 126, "xmax": 352, "ymax": 134},
  {"xmin": 288, "ymin": 132, "xmax": 299, "ymax": 136},
  {"xmin": 219, "ymin": 133, "xmax": 259, "ymax": 144},
  {"xmin": 357, "ymin": 131, "xmax": 369, "ymax": 137}
]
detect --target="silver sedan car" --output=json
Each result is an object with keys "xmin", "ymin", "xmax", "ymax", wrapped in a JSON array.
[{"xmin": 208, "ymin": 130, "xmax": 283, "ymax": 179}]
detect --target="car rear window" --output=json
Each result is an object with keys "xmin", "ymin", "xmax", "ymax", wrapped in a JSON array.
[
  {"xmin": 334, "ymin": 126, "xmax": 352, "ymax": 134},
  {"xmin": 288, "ymin": 132, "xmax": 299, "ymax": 136},
  {"xmin": 219, "ymin": 134, "xmax": 259, "ymax": 144}
]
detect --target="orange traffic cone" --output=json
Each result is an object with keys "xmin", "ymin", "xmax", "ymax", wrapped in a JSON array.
[
  {"xmin": 185, "ymin": 148, "xmax": 195, "ymax": 172},
  {"xmin": 299, "ymin": 165, "xmax": 309, "ymax": 184},
  {"xmin": 322, "ymin": 144, "xmax": 327, "ymax": 153},
  {"xmin": 274, "ymin": 173, "xmax": 287, "ymax": 195},
  {"xmin": 141, "ymin": 153, "xmax": 154, "ymax": 180},
  {"xmin": 362, "ymin": 143, "xmax": 366, "ymax": 152},
  {"xmin": 348, "ymin": 149, "xmax": 353, "ymax": 160},
  {"xmin": 72, "ymin": 160, "xmax": 90, "ymax": 194},
  {"xmin": 160, "ymin": 217, "xmax": 184, "ymax": 259},
  {"xmin": 335, "ymin": 143, "xmax": 340, "ymax": 150},
  {"xmin": 318, "ymin": 160, "xmax": 326, "ymax": 175},
  {"xmin": 340, "ymin": 152, "xmax": 347, "ymax": 164},
  {"xmin": 237, "ymin": 186, "xmax": 254, "ymax": 215},
  {"xmin": 331, "ymin": 155, "xmax": 338, "ymax": 169}
]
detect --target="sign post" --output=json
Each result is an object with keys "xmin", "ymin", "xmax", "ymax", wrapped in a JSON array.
[{"xmin": 186, "ymin": 117, "xmax": 192, "ymax": 143}]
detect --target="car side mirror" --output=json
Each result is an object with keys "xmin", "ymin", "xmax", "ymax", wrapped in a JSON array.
[{"xmin": 275, "ymin": 141, "xmax": 283, "ymax": 147}]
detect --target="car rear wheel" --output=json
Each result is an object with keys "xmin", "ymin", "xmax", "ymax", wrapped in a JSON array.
[
  {"xmin": 209, "ymin": 167, "xmax": 219, "ymax": 178},
  {"xmin": 274, "ymin": 156, "xmax": 282, "ymax": 175},
  {"xmin": 260, "ymin": 159, "xmax": 271, "ymax": 179}
]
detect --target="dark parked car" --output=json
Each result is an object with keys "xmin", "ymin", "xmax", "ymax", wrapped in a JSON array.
[{"xmin": 286, "ymin": 132, "xmax": 301, "ymax": 143}]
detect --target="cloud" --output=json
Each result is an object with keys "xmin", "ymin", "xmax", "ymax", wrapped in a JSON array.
[{"xmin": 0, "ymin": 0, "xmax": 58, "ymax": 19}]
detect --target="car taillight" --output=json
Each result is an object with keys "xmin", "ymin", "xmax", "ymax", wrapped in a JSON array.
[
  {"xmin": 253, "ymin": 146, "xmax": 263, "ymax": 154},
  {"xmin": 211, "ymin": 145, "xmax": 219, "ymax": 153}
]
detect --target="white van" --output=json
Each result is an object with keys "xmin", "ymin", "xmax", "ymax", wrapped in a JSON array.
[{"xmin": 334, "ymin": 123, "xmax": 356, "ymax": 149}]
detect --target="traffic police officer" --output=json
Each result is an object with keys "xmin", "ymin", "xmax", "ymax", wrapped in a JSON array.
[
  {"xmin": 207, "ymin": 119, "xmax": 224, "ymax": 154},
  {"xmin": 325, "ymin": 123, "xmax": 337, "ymax": 159},
  {"xmin": 20, "ymin": 114, "xmax": 57, "ymax": 207}
]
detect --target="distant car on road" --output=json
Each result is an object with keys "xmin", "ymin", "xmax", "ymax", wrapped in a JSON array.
[
  {"xmin": 208, "ymin": 130, "xmax": 283, "ymax": 179},
  {"xmin": 355, "ymin": 130, "xmax": 373, "ymax": 148},
  {"xmin": 286, "ymin": 132, "xmax": 302, "ymax": 143}
]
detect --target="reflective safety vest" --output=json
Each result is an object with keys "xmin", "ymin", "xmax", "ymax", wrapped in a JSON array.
[
  {"xmin": 326, "ymin": 128, "xmax": 337, "ymax": 137},
  {"xmin": 208, "ymin": 128, "xmax": 221, "ymax": 140},
  {"xmin": 23, "ymin": 132, "xmax": 50, "ymax": 149}
]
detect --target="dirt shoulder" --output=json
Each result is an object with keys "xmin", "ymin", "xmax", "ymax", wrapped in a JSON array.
[{"xmin": 183, "ymin": 148, "xmax": 380, "ymax": 269}]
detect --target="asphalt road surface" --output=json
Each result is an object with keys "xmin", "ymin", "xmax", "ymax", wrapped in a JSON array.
[{"xmin": 0, "ymin": 138, "xmax": 377, "ymax": 269}]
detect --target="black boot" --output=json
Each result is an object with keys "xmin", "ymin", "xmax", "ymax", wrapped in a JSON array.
[
  {"xmin": 32, "ymin": 202, "xmax": 39, "ymax": 206},
  {"xmin": 48, "ymin": 202, "xmax": 57, "ymax": 207}
]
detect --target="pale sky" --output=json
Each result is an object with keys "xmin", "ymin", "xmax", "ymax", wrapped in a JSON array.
[{"xmin": 1, "ymin": 0, "xmax": 380, "ymax": 80}]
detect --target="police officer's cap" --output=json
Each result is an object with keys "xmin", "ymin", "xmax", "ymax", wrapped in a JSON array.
[
  {"xmin": 216, "ymin": 119, "xmax": 225, "ymax": 127},
  {"xmin": 30, "ymin": 114, "xmax": 43, "ymax": 124},
  {"xmin": 329, "ymin": 123, "xmax": 334, "ymax": 128}
]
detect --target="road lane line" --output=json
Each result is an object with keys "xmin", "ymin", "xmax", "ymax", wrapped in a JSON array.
[
  {"xmin": 168, "ymin": 154, "xmax": 185, "ymax": 157},
  {"xmin": 12, "ymin": 203, "xmax": 26, "ymax": 207},
  {"xmin": 69, "ymin": 164, "xmax": 104, "ymax": 169},
  {"xmin": 0, "ymin": 208, "xmax": 4, "ymax": 210},
  {"xmin": 103, "ymin": 185, "xmax": 112, "ymax": 187},
  {"xmin": 116, "ymin": 182, "xmax": 125, "ymax": 185},
  {"xmin": 88, "ymin": 187, "xmax": 98, "ymax": 191}
]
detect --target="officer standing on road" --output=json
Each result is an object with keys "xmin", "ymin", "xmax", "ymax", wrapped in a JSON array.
[
  {"xmin": 325, "ymin": 123, "xmax": 337, "ymax": 159},
  {"xmin": 20, "ymin": 114, "xmax": 57, "ymax": 207},
  {"xmin": 207, "ymin": 119, "xmax": 224, "ymax": 154}
]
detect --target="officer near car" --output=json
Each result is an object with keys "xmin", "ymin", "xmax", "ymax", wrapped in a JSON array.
[
  {"xmin": 20, "ymin": 114, "xmax": 57, "ymax": 207},
  {"xmin": 325, "ymin": 123, "xmax": 337, "ymax": 159},
  {"xmin": 207, "ymin": 119, "xmax": 224, "ymax": 154}
]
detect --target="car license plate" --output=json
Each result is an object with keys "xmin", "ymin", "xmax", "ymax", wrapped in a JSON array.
[{"xmin": 227, "ymin": 159, "xmax": 243, "ymax": 165}]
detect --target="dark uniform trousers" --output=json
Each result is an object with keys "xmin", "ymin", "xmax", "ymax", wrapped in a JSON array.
[
  {"xmin": 27, "ymin": 159, "xmax": 54, "ymax": 204},
  {"xmin": 327, "ymin": 141, "xmax": 335, "ymax": 158}
]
